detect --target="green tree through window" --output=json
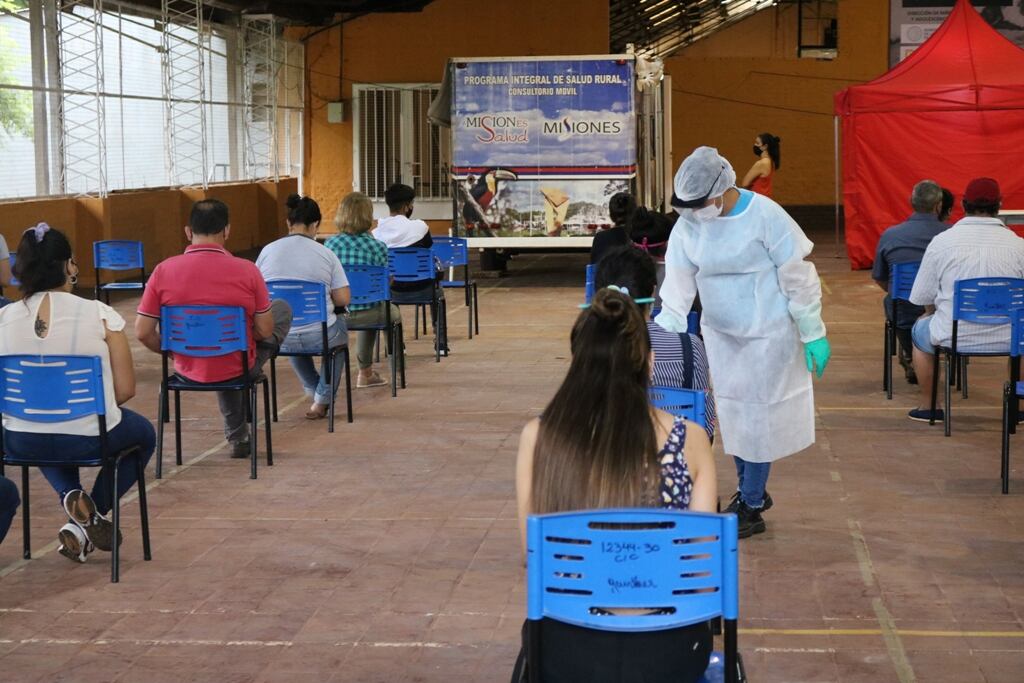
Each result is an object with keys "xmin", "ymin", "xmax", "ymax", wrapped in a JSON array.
[{"xmin": 0, "ymin": 0, "xmax": 31, "ymax": 141}]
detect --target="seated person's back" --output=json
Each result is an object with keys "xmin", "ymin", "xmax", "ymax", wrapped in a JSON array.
[
  {"xmin": 589, "ymin": 192, "xmax": 635, "ymax": 264},
  {"xmin": 596, "ymin": 245, "xmax": 716, "ymax": 441},
  {"xmin": 514, "ymin": 287, "xmax": 716, "ymax": 683},
  {"xmin": 372, "ymin": 183, "xmax": 432, "ymax": 249}
]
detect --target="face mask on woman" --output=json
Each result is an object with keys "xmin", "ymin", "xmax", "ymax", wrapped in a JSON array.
[
  {"xmin": 693, "ymin": 199, "xmax": 723, "ymax": 223},
  {"xmin": 753, "ymin": 144, "xmax": 763, "ymax": 157}
]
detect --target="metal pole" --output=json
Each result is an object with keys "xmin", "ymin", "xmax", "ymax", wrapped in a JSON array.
[
  {"xmin": 42, "ymin": 0, "xmax": 64, "ymax": 194},
  {"xmin": 834, "ymin": 115, "xmax": 841, "ymax": 258},
  {"xmin": 28, "ymin": 0, "xmax": 50, "ymax": 196}
]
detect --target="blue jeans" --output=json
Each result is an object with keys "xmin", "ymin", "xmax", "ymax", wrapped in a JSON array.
[
  {"xmin": 911, "ymin": 315, "xmax": 935, "ymax": 354},
  {"xmin": 0, "ymin": 476, "xmax": 19, "ymax": 544},
  {"xmin": 2, "ymin": 409, "xmax": 155, "ymax": 516},
  {"xmin": 280, "ymin": 317, "xmax": 347, "ymax": 405},
  {"xmin": 734, "ymin": 457, "xmax": 771, "ymax": 509}
]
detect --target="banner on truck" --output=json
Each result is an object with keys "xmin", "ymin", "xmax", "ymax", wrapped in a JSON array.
[{"xmin": 452, "ymin": 57, "xmax": 636, "ymax": 238}]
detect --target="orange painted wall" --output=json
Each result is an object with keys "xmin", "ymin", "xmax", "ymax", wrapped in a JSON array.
[
  {"xmin": 301, "ymin": 0, "xmax": 891, "ymax": 213},
  {"xmin": 0, "ymin": 179, "xmax": 298, "ymax": 290},
  {"xmin": 299, "ymin": 0, "xmax": 610, "ymax": 222},
  {"xmin": 662, "ymin": 0, "xmax": 890, "ymax": 207}
]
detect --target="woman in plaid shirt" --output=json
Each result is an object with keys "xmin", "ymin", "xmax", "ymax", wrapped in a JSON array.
[{"xmin": 325, "ymin": 192, "xmax": 402, "ymax": 388}]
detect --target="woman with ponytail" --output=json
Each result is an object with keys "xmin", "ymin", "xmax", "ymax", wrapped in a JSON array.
[
  {"xmin": 0, "ymin": 224, "xmax": 155, "ymax": 564},
  {"xmin": 741, "ymin": 132, "xmax": 781, "ymax": 198},
  {"xmin": 513, "ymin": 287, "xmax": 716, "ymax": 682},
  {"xmin": 257, "ymin": 194, "xmax": 352, "ymax": 419}
]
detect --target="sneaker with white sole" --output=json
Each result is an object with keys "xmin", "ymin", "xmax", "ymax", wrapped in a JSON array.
[
  {"xmin": 63, "ymin": 489, "xmax": 121, "ymax": 552},
  {"xmin": 58, "ymin": 522, "xmax": 93, "ymax": 563}
]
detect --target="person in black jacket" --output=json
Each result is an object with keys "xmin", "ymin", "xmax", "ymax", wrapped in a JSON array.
[{"xmin": 589, "ymin": 192, "xmax": 636, "ymax": 264}]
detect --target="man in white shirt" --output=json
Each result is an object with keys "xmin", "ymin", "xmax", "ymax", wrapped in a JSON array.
[
  {"xmin": 907, "ymin": 177, "xmax": 1024, "ymax": 422},
  {"xmin": 372, "ymin": 184, "xmax": 432, "ymax": 248}
]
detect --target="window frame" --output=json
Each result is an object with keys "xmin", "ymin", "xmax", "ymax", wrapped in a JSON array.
[{"xmin": 351, "ymin": 82, "xmax": 452, "ymax": 220}]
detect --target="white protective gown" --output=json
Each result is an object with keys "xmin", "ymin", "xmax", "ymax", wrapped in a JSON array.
[{"xmin": 656, "ymin": 192, "xmax": 825, "ymax": 463}]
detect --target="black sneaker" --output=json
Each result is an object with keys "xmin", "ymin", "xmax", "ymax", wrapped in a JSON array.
[
  {"xmin": 63, "ymin": 490, "xmax": 121, "ymax": 552},
  {"xmin": 231, "ymin": 441, "xmax": 251, "ymax": 459},
  {"xmin": 724, "ymin": 490, "xmax": 773, "ymax": 514},
  {"xmin": 908, "ymin": 408, "xmax": 944, "ymax": 423},
  {"xmin": 734, "ymin": 502, "xmax": 766, "ymax": 539}
]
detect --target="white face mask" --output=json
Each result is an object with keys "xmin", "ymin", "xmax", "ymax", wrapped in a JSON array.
[{"xmin": 692, "ymin": 198, "xmax": 723, "ymax": 223}]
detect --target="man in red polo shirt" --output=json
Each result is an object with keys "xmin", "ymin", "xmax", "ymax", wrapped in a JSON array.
[{"xmin": 135, "ymin": 199, "xmax": 292, "ymax": 459}]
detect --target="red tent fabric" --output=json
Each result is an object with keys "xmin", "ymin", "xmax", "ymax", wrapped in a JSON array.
[{"xmin": 834, "ymin": 0, "xmax": 1024, "ymax": 269}]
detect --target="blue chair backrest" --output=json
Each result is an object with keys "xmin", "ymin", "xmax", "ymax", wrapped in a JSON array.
[
  {"xmin": 0, "ymin": 355, "xmax": 106, "ymax": 422},
  {"xmin": 1011, "ymin": 308, "xmax": 1024, "ymax": 359},
  {"xmin": 160, "ymin": 305, "xmax": 248, "ymax": 357},
  {"xmin": 686, "ymin": 310, "xmax": 701, "ymax": 336},
  {"xmin": 388, "ymin": 248, "xmax": 435, "ymax": 282},
  {"xmin": 585, "ymin": 263, "xmax": 596, "ymax": 304},
  {"xmin": 266, "ymin": 280, "xmax": 328, "ymax": 328},
  {"xmin": 432, "ymin": 237, "xmax": 469, "ymax": 269},
  {"xmin": 346, "ymin": 265, "xmax": 391, "ymax": 306},
  {"xmin": 889, "ymin": 261, "xmax": 920, "ymax": 302},
  {"xmin": 649, "ymin": 386, "xmax": 707, "ymax": 429},
  {"xmin": 952, "ymin": 277, "xmax": 1024, "ymax": 325},
  {"xmin": 93, "ymin": 240, "xmax": 144, "ymax": 271},
  {"xmin": 9, "ymin": 254, "xmax": 19, "ymax": 287},
  {"xmin": 527, "ymin": 508, "xmax": 738, "ymax": 631}
]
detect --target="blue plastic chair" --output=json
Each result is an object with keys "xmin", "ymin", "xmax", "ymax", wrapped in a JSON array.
[
  {"xmin": 884, "ymin": 261, "xmax": 921, "ymax": 400},
  {"xmin": 387, "ymin": 248, "xmax": 447, "ymax": 362},
  {"xmin": 649, "ymin": 386, "xmax": 708, "ymax": 430},
  {"xmin": 0, "ymin": 355, "xmax": 152, "ymax": 582},
  {"xmin": 93, "ymin": 240, "xmax": 145, "ymax": 304},
  {"xmin": 1000, "ymin": 307, "xmax": 1024, "ymax": 494},
  {"xmin": 346, "ymin": 265, "xmax": 405, "ymax": 397},
  {"xmin": 433, "ymin": 237, "xmax": 479, "ymax": 339},
  {"xmin": 8, "ymin": 254, "xmax": 19, "ymax": 288},
  {"xmin": 156, "ymin": 305, "xmax": 272, "ymax": 480},
  {"xmin": 584, "ymin": 263, "xmax": 596, "ymax": 304},
  {"xmin": 266, "ymin": 280, "xmax": 352, "ymax": 432},
  {"xmin": 930, "ymin": 277, "xmax": 1024, "ymax": 436},
  {"xmin": 525, "ymin": 508, "xmax": 742, "ymax": 683}
]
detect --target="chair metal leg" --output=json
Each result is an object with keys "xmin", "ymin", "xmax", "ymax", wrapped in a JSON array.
[
  {"xmin": 161, "ymin": 387, "xmax": 170, "ymax": 423},
  {"xmin": 21, "ymin": 466, "xmax": 29, "ymax": 560},
  {"xmin": 173, "ymin": 390, "xmax": 182, "ymax": 466},
  {"xmin": 136, "ymin": 454, "xmax": 152, "ymax": 560},
  {"xmin": 883, "ymin": 322, "xmax": 893, "ymax": 399},
  {"xmin": 250, "ymin": 387, "xmax": 258, "ymax": 480},
  {"xmin": 262, "ymin": 380, "xmax": 273, "ymax": 467},
  {"xmin": 1002, "ymin": 383, "xmax": 1012, "ymax": 495},
  {"xmin": 929, "ymin": 351, "xmax": 940, "ymax": 426},
  {"xmin": 389, "ymin": 326, "xmax": 398, "ymax": 398},
  {"xmin": 944, "ymin": 352, "xmax": 952, "ymax": 437},
  {"xmin": 327, "ymin": 353, "xmax": 336, "ymax": 434},
  {"xmin": 422, "ymin": 304, "xmax": 428, "ymax": 336},
  {"xmin": 472, "ymin": 282, "xmax": 479, "ymax": 336},
  {"xmin": 413, "ymin": 306, "xmax": 420, "ymax": 340},
  {"xmin": 961, "ymin": 357, "xmax": 969, "ymax": 399},
  {"xmin": 724, "ymin": 618, "xmax": 739, "ymax": 683},
  {"xmin": 374, "ymin": 331, "xmax": 381, "ymax": 363},
  {"xmin": 111, "ymin": 460, "xmax": 120, "ymax": 583},
  {"xmin": 399, "ymin": 324, "xmax": 407, "ymax": 389},
  {"xmin": 270, "ymin": 358, "xmax": 278, "ymax": 422},
  {"xmin": 343, "ymin": 347, "xmax": 353, "ymax": 424},
  {"xmin": 156, "ymin": 385, "xmax": 166, "ymax": 479},
  {"xmin": 465, "ymin": 284, "xmax": 472, "ymax": 340}
]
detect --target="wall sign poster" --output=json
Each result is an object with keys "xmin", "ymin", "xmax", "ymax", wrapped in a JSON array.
[
  {"xmin": 451, "ymin": 58, "xmax": 636, "ymax": 237},
  {"xmin": 890, "ymin": 1, "xmax": 1024, "ymax": 64}
]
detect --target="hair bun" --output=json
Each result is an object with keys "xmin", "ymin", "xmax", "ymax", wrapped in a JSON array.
[
  {"xmin": 590, "ymin": 287, "xmax": 631, "ymax": 323},
  {"xmin": 285, "ymin": 193, "xmax": 302, "ymax": 209}
]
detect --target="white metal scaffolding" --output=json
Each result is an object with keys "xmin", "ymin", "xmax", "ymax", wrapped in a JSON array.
[
  {"xmin": 242, "ymin": 16, "xmax": 278, "ymax": 182},
  {"xmin": 57, "ymin": 0, "xmax": 107, "ymax": 197},
  {"xmin": 161, "ymin": 0, "xmax": 208, "ymax": 188}
]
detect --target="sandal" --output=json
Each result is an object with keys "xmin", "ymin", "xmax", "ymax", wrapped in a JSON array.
[
  {"xmin": 58, "ymin": 522, "xmax": 93, "ymax": 563},
  {"xmin": 63, "ymin": 489, "xmax": 121, "ymax": 552},
  {"xmin": 305, "ymin": 404, "xmax": 328, "ymax": 420}
]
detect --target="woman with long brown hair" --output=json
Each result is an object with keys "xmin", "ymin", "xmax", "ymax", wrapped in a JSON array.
[{"xmin": 514, "ymin": 287, "xmax": 716, "ymax": 682}]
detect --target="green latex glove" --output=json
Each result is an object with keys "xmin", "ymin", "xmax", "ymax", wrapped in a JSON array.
[{"xmin": 804, "ymin": 337, "xmax": 830, "ymax": 378}]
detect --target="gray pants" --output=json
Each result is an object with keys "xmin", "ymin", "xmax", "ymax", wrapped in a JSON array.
[
  {"xmin": 345, "ymin": 302, "xmax": 402, "ymax": 370},
  {"xmin": 218, "ymin": 299, "xmax": 293, "ymax": 444}
]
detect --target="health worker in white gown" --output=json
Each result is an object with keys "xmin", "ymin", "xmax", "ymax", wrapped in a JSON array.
[{"xmin": 656, "ymin": 146, "xmax": 831, "ymax": 539}]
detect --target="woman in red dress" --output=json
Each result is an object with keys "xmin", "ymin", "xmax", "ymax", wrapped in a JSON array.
[{"xmin": 741, "ymin": 132, "xmax": 780, "ymax": 197}]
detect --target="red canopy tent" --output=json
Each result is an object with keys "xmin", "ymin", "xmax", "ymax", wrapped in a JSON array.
[{"xmin": 834, "ymin": 0, "xmax": 1024, "ymax": 269}]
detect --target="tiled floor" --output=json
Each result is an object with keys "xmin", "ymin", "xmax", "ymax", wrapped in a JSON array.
[{"xmin": 2, "ymin": 232, "xmax": 1024, "ymax": 682}]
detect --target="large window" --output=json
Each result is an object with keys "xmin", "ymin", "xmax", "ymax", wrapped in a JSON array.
[
  {"xmin": 353, "ymin": 83, "xmax": 451, "ymax": 209},
  {"xmin": 0, "ymin": 2, "xmax": 303, "ymax": 200}
]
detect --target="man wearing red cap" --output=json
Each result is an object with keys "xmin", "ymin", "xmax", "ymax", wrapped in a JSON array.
[{"xmin": 907, "ymin": 177, "xmax": 1024, "ymax": 422}]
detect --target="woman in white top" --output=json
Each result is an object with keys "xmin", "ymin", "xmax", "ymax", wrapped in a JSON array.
[
  {"xmin": 0, "ymin": 224, "xmax": 155, "ymax": 564},
  {"xmin": 256, "ymin": 194, "xmax": 351, "ymax": 420}
]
